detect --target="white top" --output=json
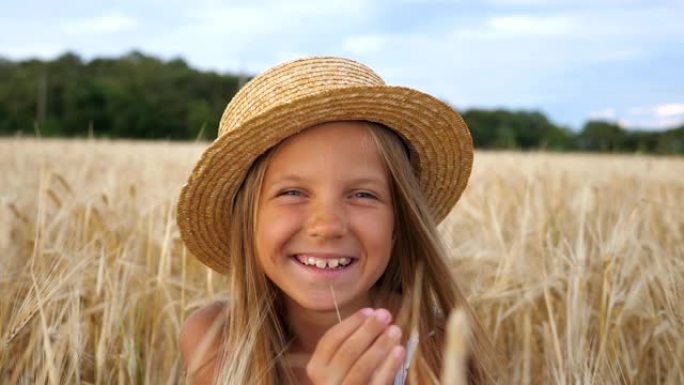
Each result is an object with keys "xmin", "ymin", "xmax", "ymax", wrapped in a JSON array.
[{"xmin": 393, "ymin": 329, "xmax": 419, "ymax": 385}]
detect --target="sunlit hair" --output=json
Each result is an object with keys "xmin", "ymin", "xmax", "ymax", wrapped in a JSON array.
[
  {"xmin": 365, "ymin": 122, "xmax": 495, "ymax": 384},
  {"xmin": 213, "ymin": 121, "xmax": 495, "ymax": 385}
]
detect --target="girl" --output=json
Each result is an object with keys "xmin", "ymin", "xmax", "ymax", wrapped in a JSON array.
[{"xmin": 176, "ymin": 57, "xmax": 494, "ymax": 384}]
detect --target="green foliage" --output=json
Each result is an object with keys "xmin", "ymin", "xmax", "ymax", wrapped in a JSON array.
[
  {"xmin": 0, "ymin": 51, "xmax": 682, "ymax": 154},
  {"xmin": 461, "ymin": 109, "xmax": 574, "ymax": 150},
  {"xmin": 0, "ymin": 51, "xmax": 239, "ymax": 140},
  {"xmin": 577, "ymin": 120, "xmax": 624, "ymax": 151},
  {"xmin": 577, "ymin": 120, "xmax": 684, "ymax": 154}
]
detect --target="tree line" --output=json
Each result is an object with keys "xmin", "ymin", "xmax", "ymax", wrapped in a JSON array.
[{"xmin": 1, "ymin": 51, "xmax": 682, "ymax": 154}]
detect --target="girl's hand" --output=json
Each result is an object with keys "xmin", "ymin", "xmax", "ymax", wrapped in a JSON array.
[{"xmin": 306, "ymin": 308, "xmax": 406, "ymax": 385}]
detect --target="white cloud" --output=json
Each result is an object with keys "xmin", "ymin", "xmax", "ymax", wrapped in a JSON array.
[
  {"xmin": 589, "ymin": 108, "xmax": 617, "ymax": 120},
  {"xmin": 628, "ymin": 103, "xmax": 684, "ymax": 118},
  {"xmin": 61, "ymin": 12, "xmax": 138, "ymax": 35},
  {"xmin": 655, "ymin": 103, "xmax": 684, "ymax": 117},
  {"xmin": 621, "ymin": 103, "xmax": 684, "ymax": 129}
]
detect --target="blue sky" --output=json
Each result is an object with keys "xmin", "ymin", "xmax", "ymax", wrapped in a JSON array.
[{"xmin": 2, "ymin": 0, "xmax": 683, "ymax": 131}]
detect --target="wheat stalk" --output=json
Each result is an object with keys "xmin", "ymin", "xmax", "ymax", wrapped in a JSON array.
[
  {"xmin": 1, "ymin": 138, "xmax": 682, "ymax": 384},
  {"xmin": 441, "ymin": 309, "xmax": 470, "ymax": 385}
]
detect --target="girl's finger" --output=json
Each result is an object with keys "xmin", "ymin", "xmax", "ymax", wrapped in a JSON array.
[
  {"xmin": 369, "ymin": 345, "xmax": 406, "ymax": 385},
  {"xmin": 307, "ymin": 307, "xmax": 376, "ymax": 383},
  {"xmin": 311, "ymin": 308, "xmax": 374, "ymax": 363},
  {"xmin": 343, "ymin": 324, "xmax": 403, "ymax": 384},
  {"xmin": 327, "ymin": 309, "xmax": 393, "ymax": 376}
]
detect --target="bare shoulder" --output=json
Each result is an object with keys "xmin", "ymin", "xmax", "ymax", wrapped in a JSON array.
[{"xmin": 180, "ymin": 301, "xmax": 227, "ymax": 385}]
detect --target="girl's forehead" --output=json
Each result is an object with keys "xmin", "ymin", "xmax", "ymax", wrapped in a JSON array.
[
  {"xmin": 263, "ymin": 121, "xmax": 387, "ymax": 180},
  {"xmin": 272, "ymin": 121, "xmax": 376, "ymax": 156},
  {"xmin": 285, "ymin": 121, "xmax": 371, "ymax": 144}
]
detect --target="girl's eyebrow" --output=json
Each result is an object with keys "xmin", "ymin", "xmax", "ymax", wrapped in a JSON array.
[
  {"xmin": 265, "ymin": 174, "xmax": 312, "ymax": 189},
  {"xmin": 269, "ymin": 173, "xmax": 306, "ymax": 184}
]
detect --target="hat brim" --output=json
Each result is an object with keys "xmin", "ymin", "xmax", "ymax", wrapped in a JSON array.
[{"xmin": 176, "ymin": 85, "xmax": 473, "ymax": 274}]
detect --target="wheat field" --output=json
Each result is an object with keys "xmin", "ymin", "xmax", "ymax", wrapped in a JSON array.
[{"xmin": 0, "ymin": 138, "xmax": 682, "ymax": 384}]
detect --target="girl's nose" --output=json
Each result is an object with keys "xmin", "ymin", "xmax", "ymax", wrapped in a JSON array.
[{"xmin": 306, "ymin": 200, "xmax": 347, "ymax": 239}]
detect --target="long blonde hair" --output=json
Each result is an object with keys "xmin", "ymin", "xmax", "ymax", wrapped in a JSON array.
[
  {"xmin": 213, "ymin": 121, "xmax": 495, "ymax": 385},
  {"xmin": 367, "ymin": 122, "xmax": 495, "ymax": 384}
]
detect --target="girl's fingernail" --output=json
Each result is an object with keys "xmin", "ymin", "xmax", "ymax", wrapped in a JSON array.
[
  {"xmin": 392, "ymin": 346, "xmax": 405, "ymax": 359},
  {"xmin": 387, "ymin": 325, "xmax": 401, "ymax": 338},
  {"xmin": 374, "ymin": 309, "xmax": 390, "ymax": 323},
  {"xmin": 360, "ymin": 308, "xmax": 374, "ymax": 317}
]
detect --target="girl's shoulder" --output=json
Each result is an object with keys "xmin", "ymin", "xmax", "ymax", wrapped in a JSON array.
[{"xmin": 180, "ymin": 301, "xmax": 227, "ymax": 384}]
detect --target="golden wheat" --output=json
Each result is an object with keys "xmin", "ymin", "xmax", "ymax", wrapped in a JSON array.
[{"xmin": 1, "ymin": 138, "xmax": 682, "ymax": 384}]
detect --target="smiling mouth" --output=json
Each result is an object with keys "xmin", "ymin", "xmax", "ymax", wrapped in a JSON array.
[{"xmin": 292, "ymin": 254, "xmax": 357, "ymax": 270}]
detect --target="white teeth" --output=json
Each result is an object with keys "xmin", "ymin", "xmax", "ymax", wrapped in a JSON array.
[{"xmin": 296, "ymin": 255, "xmax": 353, "ymax": 269}]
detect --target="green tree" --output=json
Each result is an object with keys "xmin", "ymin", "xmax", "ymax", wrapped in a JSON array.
[
  {"xmin": 578, "ymin": 120, "xmax": 624, "ymax": 151},
  {"xmin": 0, "ymin": 52, "xmax": 681, "ymax": 154},
  {"xmin": 461, "ymin": 109, "xmax": 573, "ymax": 150},
  {"xmin": 0, "ymin": 51, "xmax": 241, "ymax": 140}
]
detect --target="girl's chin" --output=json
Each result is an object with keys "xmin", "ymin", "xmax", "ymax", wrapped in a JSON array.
[
  {"xmin": 286, "ymin": 292, "xmax": 371, "ymax": 315},
  {"xmin": 288, "ymin": 297, "xmax": 342, "ymax": 313}
]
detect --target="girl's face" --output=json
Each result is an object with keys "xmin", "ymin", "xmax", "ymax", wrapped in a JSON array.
[{"xmin": 255, "ymin": 121, "xmax": 394, "ymax": 313}]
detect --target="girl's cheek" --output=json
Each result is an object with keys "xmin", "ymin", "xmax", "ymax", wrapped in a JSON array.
[
  {"xmin": 257, "ymin": 206, "xmax": 306, "ymax": 244},
  {"xmin": 355, "ymin": 210, "xmax": 394, "ymax": 239}
]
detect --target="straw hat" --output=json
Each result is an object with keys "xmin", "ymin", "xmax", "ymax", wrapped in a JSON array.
[{"xmin": 176, "ymin": 56, "xmax": 473, "ymax": 274}]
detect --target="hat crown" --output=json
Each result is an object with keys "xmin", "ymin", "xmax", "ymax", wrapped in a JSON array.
[
  {"xmin": 177, "ymin": 55, "xmax": 473, "ymax": 274},
  {"xmin": 218, "ymin": 57, "xmax": 385, "ymax": 137}
]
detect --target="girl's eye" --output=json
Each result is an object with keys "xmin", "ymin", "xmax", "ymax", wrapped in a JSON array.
[
  {"xmin": 353, "ymin": 191, "xmax": 377, "ymax": 199},
  {"xmin": 277, "ymin": 189, "xmax": 302, "ymax": 197}
]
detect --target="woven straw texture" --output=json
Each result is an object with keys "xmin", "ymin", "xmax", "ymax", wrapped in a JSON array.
[{"xmin": 176, "ymin": 57, "xmax": 473, "ymax": 274}]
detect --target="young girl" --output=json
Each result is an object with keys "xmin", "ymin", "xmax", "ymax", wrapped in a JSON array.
[{"xmin": 176, "ymin": 57, "xmax": 494, "ymax": 384}]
